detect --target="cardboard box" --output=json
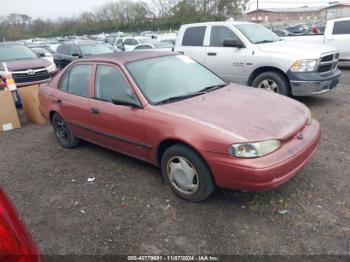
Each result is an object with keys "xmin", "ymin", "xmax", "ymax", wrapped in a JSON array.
[
  {"xmin": 0, "ymin": 90, "xmax": 21, "ymax": 132},
  {"xmin": 18, "ymin": 85, "xmax": 47, "ymax": 125}
]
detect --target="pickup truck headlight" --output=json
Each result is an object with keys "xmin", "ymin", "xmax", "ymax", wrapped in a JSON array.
[
  {"xmin": 46, "ymin": 63, "xmax": 57, "ymax": 73},
  {"xmin": 230, "ymin": 140, "xmax": 281, "ymax": 158},
  {"xmin": 290, "ymin": 59, "xmax": 317, "ymax": 72}
]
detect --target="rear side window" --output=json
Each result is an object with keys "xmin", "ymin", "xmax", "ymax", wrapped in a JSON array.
[
  {"xmin": 333, "ymin": 21, "xmax": 350, "ymax": 35},
  {"xmin": 182, "ymin": 26, "xmax": 206, "ymax": 46},
  {"xmin": 94, "ymin": 65, "xmax": 131, "ymax": 101},
  {"xmin": 210, "ymin": 26, "xmax": 239, "ymax": 47},
  {"xmin": 64, "ymin": 64, "xmax": 92, "ymax": 97}
]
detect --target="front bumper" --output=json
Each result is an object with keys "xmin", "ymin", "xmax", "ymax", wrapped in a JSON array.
[
  {"xmin": 288, "ymin": 69, "xmax": 341, "ymax": 96},
  {"xmin": 201, "ymin": 120, "xmax": 321, "ymax": 192}
]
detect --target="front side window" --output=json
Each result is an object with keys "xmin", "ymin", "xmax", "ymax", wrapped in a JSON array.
[
  {"xmin": 65, "ymin": 64, "xmax": 92, "ymax": 97},
  {"xmin": 69, "ymin": 46, "xmax": 80, "ymax": 56},
  {"xmin": 182, "ymin": 26, "xmax": 206, "ymax": 46},
  {"xmin": 126, "ymin": 55, "xmax": 226, "ymax": 104},
  {"xmin": 210, "ymin": 26, "xmax": 240, "ymax": 47},
  {"xmin": 333, "ymin": 21, "xmax": 350, "ymax": 35},
  {"xmin": 124, "ymin": 38, "xmax": 138, "ymax": 46},
  {"xmin": 95, "ymin": 65, "xmax": 131, "ymax": 101}
]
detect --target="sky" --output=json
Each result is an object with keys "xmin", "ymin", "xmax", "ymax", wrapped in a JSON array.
[{"xmin": 0, "ymin": 0, "xmax": 343, "ymax": 19}]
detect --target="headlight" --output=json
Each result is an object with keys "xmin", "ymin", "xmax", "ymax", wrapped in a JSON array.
[
  {"xmin": 46, "ymin": 63, "xmax": 57, "ymax": 73},
  {"xmin": 290, "ymin": 59, "xmax": 317, "ymax": 72},
  {"xmin": 230, "ymin": 140, "xmax": 281, "ymax": 158}
]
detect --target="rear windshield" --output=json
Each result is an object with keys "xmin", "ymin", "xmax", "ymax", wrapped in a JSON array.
[
  {"xmin": 79, "ymin": 44, "xmax": 114, "ymax": 56},
  {"xmin": 0, "ymin": 44, "xmax": 37, "ymax": 61}
]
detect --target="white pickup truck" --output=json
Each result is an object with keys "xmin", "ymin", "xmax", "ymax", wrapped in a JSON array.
[
  {"xmin": 174, "ymin": 21, "xmax": 341, "ymax": 96},
  {"xmin": 283, "ymin": 17, "xmax": 350, "ymax": 62}
]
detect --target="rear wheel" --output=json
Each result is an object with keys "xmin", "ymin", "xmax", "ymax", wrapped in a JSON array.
[
  {"xmin": 161, "ymin": 144, "xmax": 215, "ymax": 202},
  {"xmin": 252, "ymin": 71, "xmax": 290, "ymax": 96},
  {"xmin": 52, "ymin": 113, "xmax": 80, "ymax": 148}
]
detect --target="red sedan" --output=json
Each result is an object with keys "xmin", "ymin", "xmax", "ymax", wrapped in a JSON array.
[{"xmin": 39, "ymin": 52, "xmax": 320, "ymax": 202}]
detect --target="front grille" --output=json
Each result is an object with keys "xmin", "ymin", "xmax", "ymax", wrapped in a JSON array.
[
  {"xmin": 317, "ymin": 53, "xmax": 339, "ymax": 75},
  {"xmin": 12, "ymin": 69, "xmax": 50, "ymax": 84}
]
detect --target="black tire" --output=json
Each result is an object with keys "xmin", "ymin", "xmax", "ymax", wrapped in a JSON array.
[
  {"xmin": 52, "ymin": 113, "xmax": 80, "ymax": 148},
  {"xmin": 252, "ymin": 71, "xmax": 290, "ymax": 96},
  {"xmin": 161, "ymin": 144, "xmax": 215, "ymax": 202}
]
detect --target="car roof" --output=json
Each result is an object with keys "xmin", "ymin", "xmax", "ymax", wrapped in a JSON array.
[{"xmin": 77, "ymin": 51, "xmax": 175, "ymax": 64}]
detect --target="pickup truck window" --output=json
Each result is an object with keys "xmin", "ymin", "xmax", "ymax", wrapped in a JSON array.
[
  {"xmin": 235, "ymin": 24, "xmax": 280, "ymax": 44},
  {"xmin": 210, "ymin": 26, "xmax": 240, "ymax": 47},
  {"xmin": 333, "ymin": 21, "xmax": 350, "ymax": 35},
  {"xmin": 182, "ymin": 26, "xmax": 206, "ymax": 46}
]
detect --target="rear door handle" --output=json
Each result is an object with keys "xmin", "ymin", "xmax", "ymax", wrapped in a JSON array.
[
  {"xmin": 56, "ymin": 99, "xmax": 62, "ymax": 104},
  {"xmin": 90, "ymin": 108, "xmax": 100, "ymax": 115},
  {"xmin": 207, "ymin": 52, "xmax": 217, "ymax": 56}
]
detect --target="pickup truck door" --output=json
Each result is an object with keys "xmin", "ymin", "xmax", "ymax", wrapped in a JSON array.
[
  {"xmin": 325, "ymin": 20, "xmax": 350, "ymax": 60},
  {"xmin": 174, "ymin": 26, "xmax": 208, "ymax": 64},
  {"xmin": 205, "ymin": 25, "xmax": 247, "ymax": 85}
]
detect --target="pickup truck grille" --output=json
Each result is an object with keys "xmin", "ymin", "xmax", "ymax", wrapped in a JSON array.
[
  {"xmin": 317, "ymin": 53, "xmax": 339, "ymax": 75},
  {"xmin": 12, "ymin": 68, "xmax": 50, "ymax": 84}
]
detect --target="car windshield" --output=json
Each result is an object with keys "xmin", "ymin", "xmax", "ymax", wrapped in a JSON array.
[
  {"xmin": 79, "ymin": 44, "xmax": 113, "ymax": 55},
  {"xmin": 0, "ymin": 44, "xmax": 37, "ymax": 61},
  {"xmin": 126, "ymin": 55, "xmax": 226, "ymax": 104},
  {"xmin": 235, "ymin": 24, "xmax": 280, "ymax": 44}
]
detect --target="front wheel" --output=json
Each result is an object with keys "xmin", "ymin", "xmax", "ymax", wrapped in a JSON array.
[
  {"xmin": 252, "ymin": 71, "xmax": 290, "ymax": 96},
  {"xmin": 161, "ymin": 144, "xmax": 215, "ymax": 202},
  {"xmin": 52, "ymin": 113, "xmax": 80, "ymax": 148}
]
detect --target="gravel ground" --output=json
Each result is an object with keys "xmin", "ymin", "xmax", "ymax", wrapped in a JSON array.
[{"xmin": 0, "ymin": 69, "xmax": 349, "ymax": 257}]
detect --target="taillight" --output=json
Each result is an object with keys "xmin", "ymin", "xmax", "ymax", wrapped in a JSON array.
[{"xmin": 0, "ymin": 189, "xmax": 41, "ymax": 262}]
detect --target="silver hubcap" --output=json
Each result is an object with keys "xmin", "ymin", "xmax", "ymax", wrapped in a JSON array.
[
  {"xmin": 167, "ymin": 156, "xmax": 199, "ymax": 195},
  {"xmin": 258, "ymin": 79, "xmax": 279, "ymax": 93}
]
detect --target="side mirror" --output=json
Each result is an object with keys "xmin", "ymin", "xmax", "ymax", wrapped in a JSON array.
[
  {"xmin": 71, "ymin": 53, "xmax": 81, "ymax": 58},
  {"xmin": 112, "ymin": 94, "xmax": 142, "ymax": 109},
  {"xmin": 39, "ymin": 53, "xmax": 46, "ymax": 57},
  {"xmin": 223, "ymin": 39, "xmax": 245, "ymax": 48}
]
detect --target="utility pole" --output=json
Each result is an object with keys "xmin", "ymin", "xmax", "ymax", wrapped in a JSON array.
[{"xmin": 257, "ymin": 0, "xmax": 259, "ymax": 21}]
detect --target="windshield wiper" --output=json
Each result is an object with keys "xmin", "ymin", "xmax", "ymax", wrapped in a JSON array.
[
  {"xmin": 155, "ymin": 83, "xmax": 228, "ymax": 105},
  {"xmin": 198, "ymin": 83, "xmax": 228, "ymax": 93},
  {"xmin": 155, "ymin": 92, "xmax": 207, "ymax": 105},
  {"xmin": 255, "ymin": 40, "xmax": 275, "ymax": 44}
]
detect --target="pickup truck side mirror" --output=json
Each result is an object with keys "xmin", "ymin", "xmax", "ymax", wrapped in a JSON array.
[{"xmin": 223, "ymin": 39, "xmax": 245, "ymax": 48}]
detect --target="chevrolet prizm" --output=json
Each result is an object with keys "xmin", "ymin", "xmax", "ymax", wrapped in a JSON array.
[{"xmin": 39, "ymin": 52, "xmax": 321, "ymax": 202}]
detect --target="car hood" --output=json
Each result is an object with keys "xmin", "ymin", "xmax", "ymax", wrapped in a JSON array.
[
  {"xmin": 257, "ymin": 40, "xmax": 336, "ymax": 58},
  {"xmin": 160, "ymin": 84, "xmax": 309, "ymax": 142},
  {"xmin": 0, "ymin": 58, "xmax": 51, "ymax": 72}
]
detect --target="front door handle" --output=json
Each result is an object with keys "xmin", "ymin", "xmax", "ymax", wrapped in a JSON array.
[
  {"xmin": 90, "ymin": 108, "xmax": 100, "ymax": 115},
  {"xmin": 207, "ymin": 52, "xmax": 217, "ymax": 56}
]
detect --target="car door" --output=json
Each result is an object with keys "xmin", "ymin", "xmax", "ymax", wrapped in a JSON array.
[
  {"xmin": 175, "ymin": 26, "xmax": 208, "ymax": 64},
  {"xmin": 89, "ymin": 63, "xmax": 148, "ymax": 161},
  {"xmin": 55, "ymin": 63, "xmax": 95, "ymax": 141},
  {"xmin": 327, "ymin": 20, "xmax": 350, "ymax": 60},
  {"xmin": 205, "ymin": 25, "xmax": 247, "ymax": 84}
]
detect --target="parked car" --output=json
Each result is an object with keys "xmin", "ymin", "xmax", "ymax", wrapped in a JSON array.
[
  {"xmin": 174, "ymin": 21, "xmax": 341, "ymax": 96},
  {"xmin": 272, "ymin": 28, "xmax": 292, "ymax": 37},
  {"xmin": 0, "ymin": 188, "xmax": 41, "ymax": 261},
  {"xmin": 286, "ymin": 23, "xmax": 309, "ymax": 35},
  {"xmin": 132, "ymin": 41, "xmax": 174, "ymax": 51},
  {"xmin": 39, "ymin": 52, "xmax": 320, "ymax": 202},
  {"xmin": 120, "ymin": 37, "xmax": 154, "ymax": 51},
  {"xmin": 31, "ymin": 47, "xmax": 54, "ymax": 63},
  {"xmin": 283, "ymin": 17, "xmax": 350, "ymax": 62},
  {"xmin": 54, "ymin": 41, "xmax": 114, "ymax": 69},
  {"xmin": 0, "ymin": 42, "xmax": 58, "ymax": 87}
]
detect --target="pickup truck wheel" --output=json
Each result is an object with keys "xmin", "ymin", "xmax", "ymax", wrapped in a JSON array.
[
  {"xmin": 52, "ymin": 113, "xmax": 80, "ymax": 148},
  {"xmin": 161, "ymin": 144, "xmax": 215, "ymax": 202},
  {"xmin": 252, "ymin": 71, "xmax": 290, "ymax": 96}
]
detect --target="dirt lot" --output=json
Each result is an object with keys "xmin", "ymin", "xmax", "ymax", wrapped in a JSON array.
[{"xmin": 1, "ymin": 69, "xmax": 349, "ymax": 257}]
